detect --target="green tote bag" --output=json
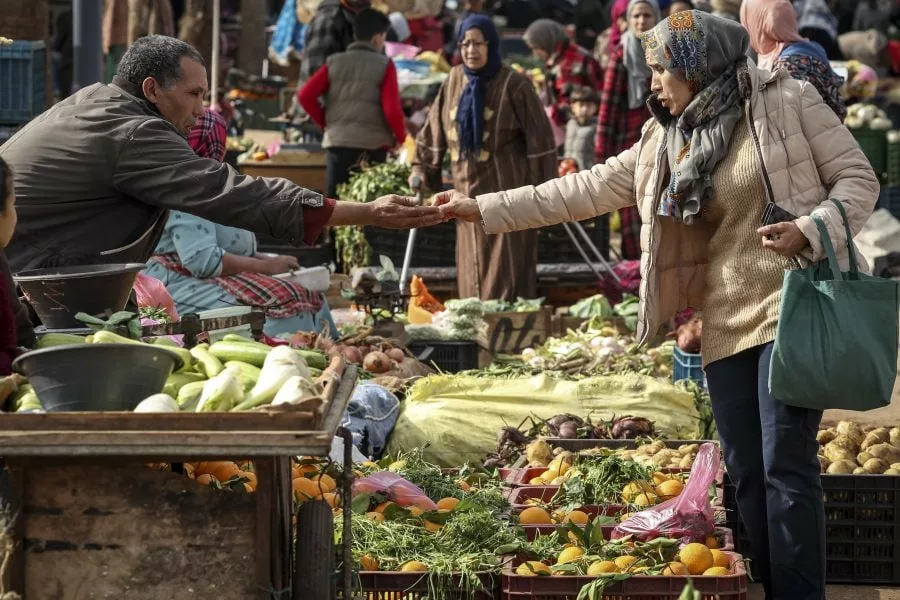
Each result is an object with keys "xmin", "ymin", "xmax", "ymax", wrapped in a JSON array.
[{"xmin": 769, "ymin": 199, "xmax": 900, "ymax": 411}]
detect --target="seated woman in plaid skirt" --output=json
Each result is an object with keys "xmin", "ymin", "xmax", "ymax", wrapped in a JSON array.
[{"xmin": 143, "ymin": 109, "xmax": 338, "ymax": 337}]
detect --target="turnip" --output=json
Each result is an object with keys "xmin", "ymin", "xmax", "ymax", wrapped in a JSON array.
[{"xmin": 363, "ymin": 351, "xmax": 392, "ymax": 374}]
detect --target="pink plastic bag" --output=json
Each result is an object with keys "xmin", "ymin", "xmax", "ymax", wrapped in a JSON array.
[
  {"xmin": 133, "ymin": 273, "xmax": 179, "ymax": 320},
  {"xmin": 612, "ymin": 442, "xmax": 720, "ymax": 544},
  {"xmin": 352, "ymin": 472, "xmax": 438, "ymax": 512}
]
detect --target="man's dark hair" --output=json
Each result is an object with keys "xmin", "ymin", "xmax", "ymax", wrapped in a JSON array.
[
  {"xmin": 355, "ymin": 9, "xmax": 392, "ymax": 42},
  {"xmin": 116, "ymin": 35, "xmax": 206, "ymax": 88}
]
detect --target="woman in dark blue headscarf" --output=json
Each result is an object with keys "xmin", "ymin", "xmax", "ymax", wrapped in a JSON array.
[{"xmin": 410, "ymin": 14, "xmax": 557, "ymax": 301}]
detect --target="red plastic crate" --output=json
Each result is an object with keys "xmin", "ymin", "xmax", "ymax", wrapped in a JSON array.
[
  {"xmin": 352, "ymin": 571, "xmax": 501, "ymax": 599},
  {"xmin": 503, "ymin": 552, "xmax": 748, "ymax": 599},
  {"xmin": 518, "ymin": 523, "xmax": 735, "ymax": 550},
  {"xmin": 507, "ymin": 486, "xmax": 626, "ymax": 518}
]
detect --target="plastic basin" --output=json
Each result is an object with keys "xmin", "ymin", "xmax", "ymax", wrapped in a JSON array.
[
  {"xmin": 14, "ymin": 263, "xmax": 145, "ymax": 329},
  {"xmin": 12, "ymin": 343, "xmax": 183, "ymax": 412}
]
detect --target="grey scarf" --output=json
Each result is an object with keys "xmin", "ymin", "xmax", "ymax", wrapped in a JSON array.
[{"xmin": 640, "ymin": 11, "xmax": 752, "ymax": 224}]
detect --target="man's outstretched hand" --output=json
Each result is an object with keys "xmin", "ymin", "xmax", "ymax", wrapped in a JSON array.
[
  {"xmin": 370, "ymin": 195, "xmax": 446, "ymax": 229},
  {"xmin": 330, "ymin": 195, "xmax": 446, "ymax": 229},
  {"xmin": 432, "ymin": 190, "xmax": 481, "ymax": 223}
]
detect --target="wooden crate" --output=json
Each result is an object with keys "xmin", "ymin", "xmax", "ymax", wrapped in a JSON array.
[
  {"xmin": 238, "ymin": 160, "xmax": 328, "ymax": 195},
  {"xmin": 481, "ymin": 308, "xmax": 553, "ymax": 356},
  {"xmin": 0, "ymin": 365, "xmax": 358, "ymax": 599}
]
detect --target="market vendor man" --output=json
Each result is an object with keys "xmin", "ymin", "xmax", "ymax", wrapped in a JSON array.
[{"xmin": 0, "ymin": 35, "xmax": 442, "ymax": 273}]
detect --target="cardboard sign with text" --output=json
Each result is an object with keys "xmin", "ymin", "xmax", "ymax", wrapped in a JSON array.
[{"xmin": 482, "ymin": 308, "xmax": 553, "ymax": 356}]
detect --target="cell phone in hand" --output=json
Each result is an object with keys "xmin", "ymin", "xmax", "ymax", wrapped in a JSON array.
[{"xmin": 761, "ymin": 202, "xmax": 798, "ymax": 227}]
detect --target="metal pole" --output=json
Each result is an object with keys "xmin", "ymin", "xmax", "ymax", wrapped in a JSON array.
[
  {"xmin": 72, "ymin": 0, "xmax": 104, "ymax": 91},
  {"xmin": 211, "ymin": 0, "xmax": 221, "ymax": 106}
]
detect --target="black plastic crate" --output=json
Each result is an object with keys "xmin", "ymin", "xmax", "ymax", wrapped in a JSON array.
[
  {"xmin": 408, "ymin": 341, "xmax": 480, "ymax": 373},
  {"xmin": 365, "ymin": 221, "xmax": 457, "ymax": 268},
  {"xmin": 879, "ymin": 186, "xmax": 900, "ymax": 220},
  {"xmin": 821, "ymin": 475, "xmax": 900, "ymax": 584},
  {"xmin": 725, "ymin": 472, "xmax": 900, "ymax": 584},
  {"xmin": 537, "ymin": 215, "xmax": 610, "ymax": 263},
  {"xmin": 343, "ymin": 571, "xmax": 500, "ymax": 599}
]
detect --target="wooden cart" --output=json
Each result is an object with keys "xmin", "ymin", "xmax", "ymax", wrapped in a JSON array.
[{"xmin": 0, "ymin": 364, "xmax": 358, "ymax": 600}]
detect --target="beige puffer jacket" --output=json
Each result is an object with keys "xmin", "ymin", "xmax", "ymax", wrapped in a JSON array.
[{"xmin": 477, "ymin": 60, "xmax": 879, "ymax": 345}]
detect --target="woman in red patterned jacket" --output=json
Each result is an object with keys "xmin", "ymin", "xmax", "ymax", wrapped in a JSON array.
[
  {"xmin": 594, "ymin": 0, "xmax": 660, "ymax": 260},
  {"xmin": 524, "ymin": 19, "xmax": 603, "ymax": 129}
]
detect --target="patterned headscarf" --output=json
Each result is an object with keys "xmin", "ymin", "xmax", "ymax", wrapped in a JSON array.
[
  {"xmin": 187, "ymin": 108, "xmax": 227, "ymax": 162},
  {"xmin": 641, "ymin": 10, "xmax": 751, "ymax": 224}
]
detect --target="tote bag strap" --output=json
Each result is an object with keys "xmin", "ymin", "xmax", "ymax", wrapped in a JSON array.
[
  {"xmin": 828, "ymin": 198, "xmax": 861, "ymax": 279},
  {"xmin": 812, "ymin": 215, "xmax": 844, "ymax": 281}
]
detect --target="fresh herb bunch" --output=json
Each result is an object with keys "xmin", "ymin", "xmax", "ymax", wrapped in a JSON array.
[{"xmin": 552, "ymin": 455, "xmax": 653, "ymax": 510}]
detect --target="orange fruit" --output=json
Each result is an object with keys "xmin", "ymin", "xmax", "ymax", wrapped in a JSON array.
[
  {"xmin": 519, "ymin": 506, "xmax": 553, "ymax": 525},
  {"xmin": 292, "ymin": 463, "xmax": 319, "ymax": 479},
  {"xmin": 705, "ymin": 536, "xmax": 720, "ymax": 549},
  {"xmin": 196, "ymin": 474, "xmax": 216, "ymax": 485},
  {"xmin": 206, "ymin": 461, "xmax": 241, "ymax": 482},
  {"xmin": 360, "ymin": 555, "xmax": 379, "ymax": 571},
  {"xmin": 703, "ymin": 566, "xmax": 731, "ymax": 576},
  {"xmin": 400, "ymin": 560, "xmax": 428, "ymax": 572},
  {"xmin": 613, "ymin": 556, "xmax": 638, "ymax": 572},
  {"xmin": 321, "ymin": 492, "xmax": 340, "ymax": 509},
  {"xmin": 515, "ymin": 561, "xmax": 550, "ymax": 576},
  {"xmin": 563, "ymin": 510, "xmax": 590, "ymax": 525},
  {"xmin": 662, "ymin": 562, "xmax": 689, "ymax": 575},
  {"xmin": 292, "ymin": 477, "xmax": 320, "ymax": 501},
  {"xmin": 423, "ymin": 520, "xmax": 443, "ymax": 532},
  {"xmin": 240, "ymin": 471, "xmax": 257, "ymax": 491},
  {"xmin": 316, "ymin": 474, "xmax": 337, "ymax": 493},
  {"xmin": 436, "ymin": 497, "xmax": 460, "ymax": 511},
  {"xmin": 408, "ymin": 506, "xmax": 425, "ymax": 517},
  {"xmin": 457, "ymin": 480, "xmax": 471, "ymax": 491},
  {"xmin": 679, "ymin": 543, "xmax": 714, "ymax": 575},
  {"xmin": 365, "ymin": 512, "xmax": 385, "ymax": 522},
  {"xmin": 710, "ymin": 549, "xmax": 730, "ymax": 569},
  {"xmin": 374, "ymin": 501, "xmax": 396, "ymax": 514}
]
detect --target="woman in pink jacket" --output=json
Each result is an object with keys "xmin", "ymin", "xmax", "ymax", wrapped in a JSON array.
[{"xmin": 436, "ymin": 11, "xmax": 878, "ymax": 599}]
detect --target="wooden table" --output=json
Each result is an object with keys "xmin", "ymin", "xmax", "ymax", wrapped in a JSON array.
[
  {"xmin": 239, "ymin": 158, "xmax": 328, "ymax": 195},
  {"xmin": 0, "ymin": 365, "xmax": 358, "ymax": 600}
]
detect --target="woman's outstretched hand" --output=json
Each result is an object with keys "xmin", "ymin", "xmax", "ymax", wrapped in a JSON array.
[
  {"xmin": 757, "ymin": 222, "xmax": 809, "ymax": 257},
  {"xmin": 433, "ymin": 190, "xmax": 481, "ymax": 223}
]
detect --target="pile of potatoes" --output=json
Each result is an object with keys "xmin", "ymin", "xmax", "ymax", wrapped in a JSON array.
[
  {"xmin": 818, "ymin": 421, "xmax": 900, "ymax": 475},
  {"xmin": 581, "ymin": 441, "xmax": 700, "ymax": 470}
]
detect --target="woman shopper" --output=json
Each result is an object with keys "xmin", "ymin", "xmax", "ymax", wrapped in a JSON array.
[
  {"xmin": 741, "ymin": 0, "xmax": 847, "ymax": 120},
  {"xmin": 435, "ymin": 11, "xmax": 878, "ymax": 599},
  {"xmin": 409, "ymin": 15, "xmax": 557, "ymax": 301},
  {"xmin": 594, "ymin": 0, "xmax": 660, "ymax": 259},
  {"xmin": 524, "ymin": 19, "xmax": 603, "ymax": 129}
]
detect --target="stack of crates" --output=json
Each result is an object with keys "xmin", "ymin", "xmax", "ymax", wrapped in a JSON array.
[{"xmin": 0, "ymin": 40, "xmax": 47, "ymax": 136}]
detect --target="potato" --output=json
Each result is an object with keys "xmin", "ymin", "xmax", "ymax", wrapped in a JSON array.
[
  {"xmin": 857, "ymin": 452, "xmax": 874, "ymax": 465},
  {"xmin": 854, "ymin": 467, "xmax": 867, "ymax": 474},
  {"xmin": 827, "ymin": 460, "xmax": 858, "ymax": 474},
  {"xmin": 886, "ymin": 468, "xmax": 900, "ymax": 475},
  {"xmin": 891, "ymin": 463, "xmax": 900, "ymax": 471},
  {"xmin": 861, "ymin": 430, "xmax": 890, "ymax": 451},
  {"xmin": 679, "ymin": 454, "xmax": 695, "ymax": 469},
  {"xmin": 835, "ymin": 421, "xmax": 865, "ymax": 446},
  {"xmin": 824, "ymin": 442, "xmax": 857, "ymax": 463},
  {"xmin": 867, "ymin": 443, "xmax": 900, "ymax": 464},
  {"xmin": 644, "ymin": 441, "xmax": 666, "ymax": 455},
  {"xmin": 817, "ymin": 429, "xmax": 837, "ymax": 445},
  {"xmin": 678, "ymin": 443, "xmax": 700, "ymax": 456},
  {"xmin": 890, "ymin": 428, "xmax": 900, "ymax": 447},
  {"xmin": 818, "ymin": 455, "xmax": 830, "ymax": 472},
  {"xmin": 863, "ymin": 458, "xmax": 890, "ymax": 474},
  {"xmin": 829, "ymin": 434, "xmax": 860, "ymax": 454}
]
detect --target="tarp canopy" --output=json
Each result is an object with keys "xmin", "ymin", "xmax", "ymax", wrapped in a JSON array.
[{"xmin": 386, "ymin": 373, "xmax": 703, "ymax": 467}]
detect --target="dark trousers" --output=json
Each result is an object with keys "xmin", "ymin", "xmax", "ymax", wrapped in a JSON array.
[
  {"xmin": 705, "ymin": 343, "xmax": 825, "ymax": 600},
  {"xmin": 326, "ymin": 147, "xmax": 388, "ymax": 198}
]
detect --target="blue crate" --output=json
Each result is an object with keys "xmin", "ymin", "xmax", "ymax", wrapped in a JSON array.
[
  {"xmin": 673, "ymin": 346, "xmax": 704, "ymax": 385},
  {"xmin": 0, "ymin": 41, "xmax": 47, "ymax": 125},
  {"xmin": 879, "ymin": 186, "xmax": 900, "ymax": 220}
]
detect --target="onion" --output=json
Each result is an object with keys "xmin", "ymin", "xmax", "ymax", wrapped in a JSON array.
[
  {"xmin": 341, "ymin": 346, "xmax": 363, "ymax": 364},
  {"xmin": 363, "ymin": 351, "xmax": 392, "ymax": 374}
]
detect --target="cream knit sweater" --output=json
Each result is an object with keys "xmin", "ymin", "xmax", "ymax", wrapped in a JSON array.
[{"xmin": 701, "ymin": 125, "xmax": 792, "ymax": 367}]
